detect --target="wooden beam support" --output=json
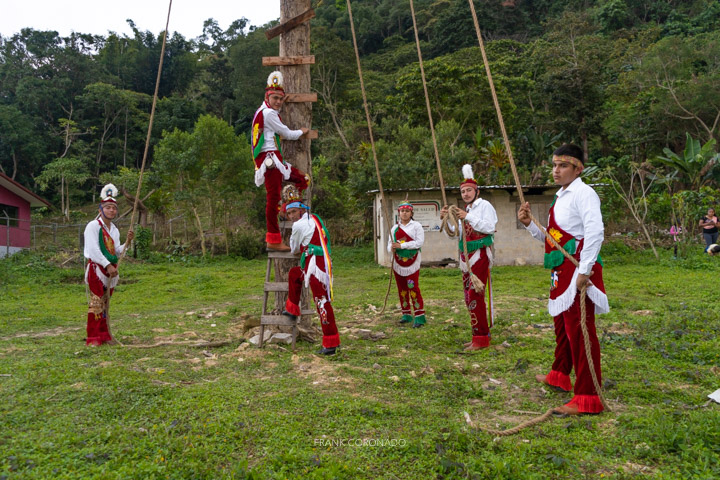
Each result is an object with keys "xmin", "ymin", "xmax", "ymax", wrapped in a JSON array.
[
  {"xmin": 265, "ymin": 8, "xmax": 315, "ymax": 40},
  {"xmin": 262, "ymin": 55, "xmax": 315, "ymax": 66},
  {"xmin": 284, "ymin": 93, "xmax": 317, "ymax": 103}
]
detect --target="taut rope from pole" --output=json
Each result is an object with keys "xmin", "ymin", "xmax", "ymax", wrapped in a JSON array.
[
  {"xmin": 125, "ymin": 0, "xmax": 173, "ymax": 246},
  {"xmin": 408, "ymin": 0, "xmax": 447, "ymax": 206},
  {"xmin": 104, "ymin": 0, "xmax": 172, "ymax": 345},
  {"xmin": 347, "ymin": 0, "xmax": 396, "ymax": 314},
  {"xmin": 463, "ymin": 0, "xmax": 608, "ymax": 434}
]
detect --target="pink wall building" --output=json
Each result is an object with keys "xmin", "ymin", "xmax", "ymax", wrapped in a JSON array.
[{"xmin": 0, "ymin": 173, "xmax": 51, "ymax": 257}]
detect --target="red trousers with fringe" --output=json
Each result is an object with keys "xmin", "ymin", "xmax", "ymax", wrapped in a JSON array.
[{"xmin": 285, "ymin": 266, "xmax": 339, "ymax": 348}]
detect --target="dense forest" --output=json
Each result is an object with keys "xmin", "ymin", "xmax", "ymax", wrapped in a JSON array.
[{"xmin": 1, "ymin": 0, "xmax": 719, "ymax": 251}]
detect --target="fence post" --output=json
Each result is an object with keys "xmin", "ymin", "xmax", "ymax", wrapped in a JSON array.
[
  {"xmin": 32, "ymin": 225, "xmax": 36, "ymax": 248},
  {"xmin": 52, "ymin": 223, "xmax": 57, "ymax": 244},
  {"xmin": 5, "ymin": 214, "xmax": 9, "ymax": 257},
  {"xmin": 169, "ymin": 219, "xmax": 173, "ymax": 242}
]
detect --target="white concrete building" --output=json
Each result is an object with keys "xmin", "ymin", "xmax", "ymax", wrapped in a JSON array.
[{"xmin": 372, "ymin": 186, "xmax": 560, "ymax": 267}]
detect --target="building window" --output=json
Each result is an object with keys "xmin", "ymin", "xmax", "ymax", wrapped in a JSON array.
[{"xmin": 0, "ymin": 204, "xmax": 19, "ymax": 228}]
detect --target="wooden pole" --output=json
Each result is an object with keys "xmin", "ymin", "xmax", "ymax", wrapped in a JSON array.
[{"xmin": 274, "ymin": 0, "xmax": 313, "ymax": 312}]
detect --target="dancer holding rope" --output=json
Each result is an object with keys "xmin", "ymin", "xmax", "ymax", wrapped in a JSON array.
[
  {"xmin": 252, "ymin": 71, "xmax": 312, "ymax": 252},
  {"xmin": 517, "ymin": 144, "xmax": 609, "ymax": 415},
  {"xmin": 83, "ymin": 184, "xmax": 134, "ymax": 346},
  {"xmin": 387, "ymin": 200, "xmax": 426, "ymax": 328},
  {"xmin": 440, "ymin": 165, "xmax": 497, "ymax": 351}
]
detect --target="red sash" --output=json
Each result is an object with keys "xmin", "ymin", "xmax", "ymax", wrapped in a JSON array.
[
  {"xmin": 546, "ymin": 202, "xmax": 605, "ymax": 300},
  {"xmin": 251, "ymin": 102, "xmax": 282, "ymax": 162},
  {"xmin": 393, "ymin": 225, "xmax": 419, "ymax": 267}
]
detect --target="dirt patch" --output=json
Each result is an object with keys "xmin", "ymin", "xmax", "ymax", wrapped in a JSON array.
[
  {"xmin": 290, "ymin": 354, "xmax": 350, "ymax": 387},
  {"xmin": 605, "ymin": 323, "xmax": 637, "ymax": 335},
  {"xmin": 1, "ymin": 326, "xmax": 81, "ymax": 341}
]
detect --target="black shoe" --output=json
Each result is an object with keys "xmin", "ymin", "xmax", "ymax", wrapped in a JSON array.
[
  {"xmin": 282, "ymin": 310, "xmax": 298, "ymax": 321},
  {"xmin": 412, "ymin": 323, "xmax": 424, "ymax": 328},
  {"xmin": 317, "ymin": 347, "xmax": 336, "ymax": 355}
]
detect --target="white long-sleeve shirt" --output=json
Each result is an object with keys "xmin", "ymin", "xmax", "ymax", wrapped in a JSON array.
[
  {"xmin": 525, "ymin": 177, "xmax": 604, "ymax": 275},
  {"xmin": 83, "ymin": 219, "xmax": 127, "ymax": 267},
  {"xmin": 290, "ymin": 212, "xmax": 316, "ymax": 255},
  {"xmin": 387, "ymin": 220, "xmax": 424, "ymax": 253},
  {"xmin": 444, "ymin": 197, "xmax": 498, "ymax": 238},
  {"xmin": 259, "ymin": 103, "xmax": 304, "ymax": 152}
]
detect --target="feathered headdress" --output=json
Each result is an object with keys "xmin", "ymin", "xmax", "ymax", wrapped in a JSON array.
[
  {"xmin": 265, "ymin": 71, "xmax": 285, "ymax": 95},
  {"xmin": 100, "ymin": 183, "xmax": 118, "ymax": 204},
  {"xmin": 398, "ymin": 193, "xmax": 413, "ymax": 211},
  {"xmin": 460, "ymin": 164, "xmax": 478, "ymax": 188},
  {"xmin": 281, "ymin": 185, "xmax": 308, "ymax": 212}
]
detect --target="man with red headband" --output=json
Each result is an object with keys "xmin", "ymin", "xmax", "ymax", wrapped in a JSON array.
[
  {"xmin": 517, "ymin": 143, "xmax": 609, "ymax": 415},
  {"xmin": 251, "ymin": 70, "xmax": 311, "ymax": 251},
  {"xmin": 83, "ymin": 184, "xmax": 134, "ymax": 346},
  {"xmin": 282, "ymin": 199, "xmax": 340, "ymax": 355},
  {"xmin": 387, "ymin": 200, "xmax": 426, "ymax": 327},
  {"xmin": 440, "ymin": 164, "xmax": 497, "ymax": 350}
]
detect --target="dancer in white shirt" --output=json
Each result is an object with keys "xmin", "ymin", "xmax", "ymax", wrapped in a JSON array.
[
  {"xmin": 518, "ymin": 144, "xmax": 609, "ymax": 415},
  {"xmin": 83, "ymin": 184, "xmax": 133, "ymax": 346},
  {"xmin": 282, "ymin": 199, "xmax": 340, "ymax": 355},
  {"xmin": 387, "ymin": 201, "xmax": 426, "ymax": 327},
  {"xmin": 440, "ymin": 165, "xmax": 498, "ymax": 350},
  {"xmin": 251, "ymin": 71, "xmax": 310, "ymax": 251}
]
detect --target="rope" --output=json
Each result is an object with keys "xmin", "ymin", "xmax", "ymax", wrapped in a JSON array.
[
  {"xmin": 126, "ymin": 0, "xmax": 173, "ymax": 243},
  {"xmin": 378, "ymin": 256, "xmax": 395, "ymax": 315},
  {"xmin": 101, "ymin": 0, "xmax": 173, "ymax": 345},
  {"xmin": 463, "ymin": 0, "xmax": 609, "ymax": 431},
  {"xmin": 465, "ymin": 410, "xmax": 554, "ymax": 436},
  {"xmin": 442, "ymin": 205, "xmax": 484, "ymax": 293},
  {"xmin": 347, "ymin": 0, "xmax": 398, "ymax": 316},
  {"xmin": 408, "ymin": 0, "xmax": 447, "ymax": 206}
]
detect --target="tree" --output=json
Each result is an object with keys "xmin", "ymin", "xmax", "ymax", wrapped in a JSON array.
[
  {"xmin": 0, "ymin": 105, "xmax": 44, "ymax": 181},
  {"xmin": 604, "ymin": 158, "xmax": 659, "ymax": 259},
  {"xmin": 615, "ymin": 33, "xmax": 720, "ymax": 147},
  {"xmin": 36, "ymin": 156, "xmax": 90, "ymax": 222},
  {"xmin": 653, "ymin": 133, "xmax": 719, "ymax": 191},
  {"xmin": 153, "ymin": 115, "xmax": 249, "ymax": 257}
]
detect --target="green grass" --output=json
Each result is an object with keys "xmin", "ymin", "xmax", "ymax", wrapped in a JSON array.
[{"xmin": 1, "ymin": 245, "xmax": 720, "ymax": 479}]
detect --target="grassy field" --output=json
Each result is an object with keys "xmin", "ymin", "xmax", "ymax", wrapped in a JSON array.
[{"xmin": 1, "ymin": 244, "xmax": 719, "ymax": 479}]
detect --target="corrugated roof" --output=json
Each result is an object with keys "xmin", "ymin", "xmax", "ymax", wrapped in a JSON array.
[
  {"xmin": 0, "ymin": 173, "xmax": 52, "ymax": 207},
  {"xmin": 367, "ymin": 184, "xmax": 607, "ymax": 194}
]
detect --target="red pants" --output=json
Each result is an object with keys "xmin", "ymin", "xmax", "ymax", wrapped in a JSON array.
[
  {"xmin": 86, "ymin": 261, "xmax": 114, "ymax": 346},
  {"xmin": 255, "ymin": 151, "xmax": 308, "ymax": 244},
  {"xmin": 285, "ymin": 266, "xmax": 340, "ymax": 348},
  {"xmin": 461, "ymin": 248, "xmax": 491, "ymax": 346},
  {"xmin": 546, "ymin": 294, "xmax": 603, "ymax": 413},
  {"xmin": 393, "ymin": 270, "xmax": 424, "ymax": 318}
]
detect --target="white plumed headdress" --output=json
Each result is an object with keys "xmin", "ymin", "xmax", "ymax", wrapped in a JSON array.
[
  {"xmin": 100, "ymin": 183, "xmax": 118, "ymax": 204},
  {"xmin": 266, "ymin": 71, "xmax": 285, "ymax": 94},
  {"xmin": 461, "ymin": 164, "xmax": 478, "ymax": 187}
]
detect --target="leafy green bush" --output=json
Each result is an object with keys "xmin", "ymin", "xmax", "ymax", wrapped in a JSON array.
[
  {"xmin": 132, "ymin": 226, "xmax": 153, "ymax": 260},
  {"xmin": 228, "ymin": 230, "xmax": 264, "ymax": 259}
]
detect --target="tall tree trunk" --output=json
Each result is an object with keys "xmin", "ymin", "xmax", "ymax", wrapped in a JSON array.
[
  {"xmin": 11, "ymin": 152, "xmax": 18, "ymax": 180},
  {"xmin": 275, "ymin": 0, "xmax": 313, "ymax": 311},
  {"xmin": 123, "ymin": 108, "xmax": 129, "ymax": 168},
  {"xmin": 60, "ymin": 175, "xmax": 66, "ymax": 222},
  {"xmin": 191, "ymin": 205, "xmax": 206, "ymax": 257}
]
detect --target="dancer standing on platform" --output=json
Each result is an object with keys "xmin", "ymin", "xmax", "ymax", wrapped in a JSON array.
[
  {"xmin": 251, "ymin": 71, "xmax": 311, "ymax": 251},
  {"xmin": 282, "ymin": 198, "xmax": 340, "ymax": 355},
  {"xmin": 83, "ymin": 184, "xmax": 134, "ymax": 346},
  {"xmin": 387, "ymin": 200, "xmax": 426, "ymax": 328},
  {"xmin": 517, "ymin": 144, "xmax": 609, "ymax": 415},
  {"xmin": 440, "ymin": 165, "xmax": 497, "ymax": 350}
]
